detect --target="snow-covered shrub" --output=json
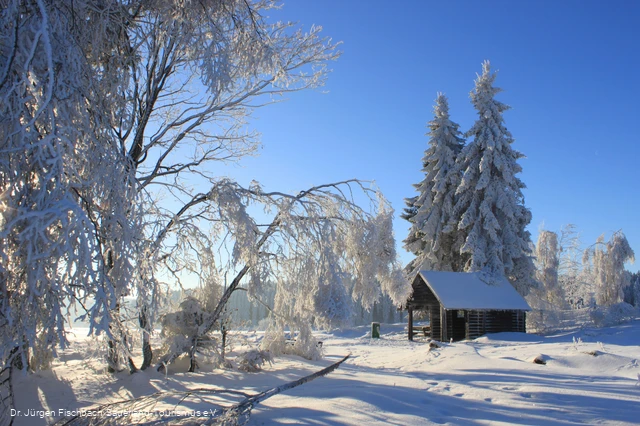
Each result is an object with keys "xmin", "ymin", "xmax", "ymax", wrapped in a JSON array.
[
  {"xmin": 261, "ymin": 327, "xmax": 287, "ymax": 358},
  {"xmin": 590, "ymin": 302, "xmax": 637, "ymax": 327},
  {"xmin": 202, "ymin": 350, "xmax": 233, "ymax": 370},
  {"xmin": 159, "ymin": 297, "xmax": 217, "ymax": 366},
  {"xmin": 288, "ymin": 327, "xmax": 324, "ymax": 361},
  {"xmin": 262, "ymin": 323, "xmax": 324, "ymax": 361},
  {"xmin": 525, "ymin": 308, "xmax": 561, "ymax": 334},
  {"xmin": 237, "ymin": 349, "xmax": 273, "ymax": 372},
  {"xmin": 161, "ymin": 297, "xmax": 212, "ymax": 338},
  {"xmin": 572, "ymin": 336, "xmax": 583, "ymax": 351},
  {"xmin": 256, "ymin": 318, "xmax": 271, "ymax": 331}
]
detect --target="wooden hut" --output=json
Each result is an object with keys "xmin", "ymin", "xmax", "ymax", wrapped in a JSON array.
[{"xmin": 406, "ymin": 271, "xmax": 530, "ymax": 342}]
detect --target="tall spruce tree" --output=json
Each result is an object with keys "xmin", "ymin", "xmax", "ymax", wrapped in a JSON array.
[
  {"xmin": 403, "ymin": 94, "xmax": 465, "ymax": 277},
  {"xmin": 452, "ymin": 61, "xmax": 536, "ymax": 295},
  {"xmin": 400, "ymin": 195, "xmax": 421, "ymax": 256}
]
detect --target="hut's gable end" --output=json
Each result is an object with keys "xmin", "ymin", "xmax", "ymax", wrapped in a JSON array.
[
  {"xmin": 407, "ymin": 275, "xmax": 443, "ymax": 341},
  {"xmin": 407, "ymin": 274, "xmax": 441, "ymax": 309}
]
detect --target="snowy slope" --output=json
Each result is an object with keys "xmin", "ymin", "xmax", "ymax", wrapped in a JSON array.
[{"xmin": 11, "ymin": 321, "xmax": 640, "ymax": 425}]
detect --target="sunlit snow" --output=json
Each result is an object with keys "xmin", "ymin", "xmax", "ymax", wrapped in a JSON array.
[{"xmin": 12, "ymin": 320, "xmax": 640, "ymax": 425}]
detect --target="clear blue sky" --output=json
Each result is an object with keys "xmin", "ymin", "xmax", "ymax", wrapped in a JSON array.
[{"xmin": 221, "ymin": 0, "xmax": 640, "ymax": 272}]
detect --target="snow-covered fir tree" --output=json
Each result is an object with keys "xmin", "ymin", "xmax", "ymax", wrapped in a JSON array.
[
  {"xmin": 403, "ymin": 94, "xmax": 465, "ymax": 277},
  {"xmin": 452, "ymin": 61, "xmax": 536, "ymax": 295},
  {"xmin": 400, "ymin": 195, "xmax": 421, "ymax": 257},
  {"xmin": 627, "ymin": 272, "xmax": 640, "ymax": 307}
]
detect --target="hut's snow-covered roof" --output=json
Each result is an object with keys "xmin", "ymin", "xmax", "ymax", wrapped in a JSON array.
[{"xmin": 417, "ymin": 271, "xmax": 531, "ymax": 311}]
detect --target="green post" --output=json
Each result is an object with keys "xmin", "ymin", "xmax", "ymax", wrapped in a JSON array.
[{"xmin": 371, "ymin": 322, "xmax": 380, "ymax": 338}]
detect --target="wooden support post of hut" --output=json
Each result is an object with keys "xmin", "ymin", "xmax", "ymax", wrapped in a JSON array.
[
  {"xmin": 405, "ymin": 271, "xmax": 530, "ymax": 342},
  {"xmin": 408, "ymin": 306, "xmax": 414, "ymax": 341}
]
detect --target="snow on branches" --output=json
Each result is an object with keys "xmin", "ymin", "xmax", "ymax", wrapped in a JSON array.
[
  {"xmin": 403, "ymin": 62, "xmax": 536, "ymax": 296},
  {"xmin": 1, "ymin": 0, "xmax": 345, "ymax": 371},
  {"xmin": 0, "ymin": 0, "xmax": 139, "ymax": 370},
  {"xmin": 157, "ymin": 179, "xmax": 408, "ymax": 367},
  {"xmin": 403, "ymin": 93, "xmax": 465, "ymax": 277},
  {"xmin": 584, "ymin": 231, "xmax": 635, "ymax": 306},
  {"xmin": 453, "ymin": 61, "xmax": 536, "ymax": 295}
]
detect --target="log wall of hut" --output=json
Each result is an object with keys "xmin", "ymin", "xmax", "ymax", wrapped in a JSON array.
[
  {"xmin": 485, "ymin": 310, "xmax": 521, "ymax": 334},
  {"xmin": 464, "ymin": 310, "xmax": 527, "ymax": 340},
  {"xmin": 467, "ymin": 310, "xmax": 485, "ymax": 340}
]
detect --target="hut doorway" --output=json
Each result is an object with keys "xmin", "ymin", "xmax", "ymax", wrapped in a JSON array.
[{"xmin": 451, "ymin": 310, "xmax": 466, "ymax": 341}]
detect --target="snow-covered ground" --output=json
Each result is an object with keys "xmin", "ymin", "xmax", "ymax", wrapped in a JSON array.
[{"xmin": 11, "ymin": 320, "xmax": 640, "ymax": 425}]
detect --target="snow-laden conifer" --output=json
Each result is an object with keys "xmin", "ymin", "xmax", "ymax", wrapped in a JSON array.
[
  {"xmin": 630, "ymin": 273, "xmax": 640, "ymax": 307},
  {"xmin": 404, "ymin": 94, "xmax": 465, "ymax": 277},
  {"xmin": 452, "ymin": 61, "xmax": 536, "ymax": 295}
]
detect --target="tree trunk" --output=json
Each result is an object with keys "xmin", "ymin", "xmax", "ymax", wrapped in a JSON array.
[
  {"xmin": 221, "ymin": 323, "xmax": 227, "ymax": 359},
  {"xmin": 107, "ymin": 303, "xmax": 119, "ymax": 373},
  {"xmin": 107, "ymin": 303, "xmax": 138, "ymax": 374},
  {"xmin": 107, "ymin": 338, "xmax": 119, "ymax": 373},
  {"xmin": 9, "ymin": 343, "xmax": 28, "ymax": 371},
  {"xmin": 139, "ymin": 308, "xmax": 153, "ymax": 370},
  {"xmin": 187, "ymin": 339, "xmax": 198, "ymax": 373}
]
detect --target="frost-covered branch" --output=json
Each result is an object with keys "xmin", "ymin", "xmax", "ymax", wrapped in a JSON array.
[
  {"xmin": 584, "ymin": 231, "xmax": 635, "ymax": 306},
  {"xmin": 402, "ymin": 93, "xmax": 465, "ymax": 277},
  {"xmin": 155, "ymin": 179, "xmax": 408, "ymax": 370},
  {"xmin": 0, "ymin": 0, "xmax": 138, "ymax": 370}
]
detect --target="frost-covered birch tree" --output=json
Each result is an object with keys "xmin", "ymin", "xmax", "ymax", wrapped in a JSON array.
[
  {"xmin": 403, "ymin": 94, "xmax": 465, "ymax": 277},
  {"xmin": 553, "ymin": 224, "xmax": 593, "ymax": 309},
  {"xmin": 452, "ymin": 61, "xmax": 536, "ymax": 295},
  {"xmin": 1, "ymin": 0, "xmax": 409, "ymax": 372},
  {"xmin": 532, "ymin": 230, "xmax": 565, "ymax": 308},
  {"xmin": 156, "ymin": 180, "xmax": 410, "ymax": 371},
  {"xmin": 526, "ymin": 229, "xmax": 567, "ymax": 330},
  {"xmin": 584, "ymin": 231, "xmax": 635, "ymax": 306},
  {"xmin": 0, "ymin": 0, "xmax": 138, "ymax": 370},
  {"xmin": 106, "ymin": 0, "xmax": 344, "ymax": 372}
]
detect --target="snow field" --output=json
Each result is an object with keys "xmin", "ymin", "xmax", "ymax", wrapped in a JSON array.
[{"xmin": 11, "ymin": 321, "xmax": 640, "ymax": 425}]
